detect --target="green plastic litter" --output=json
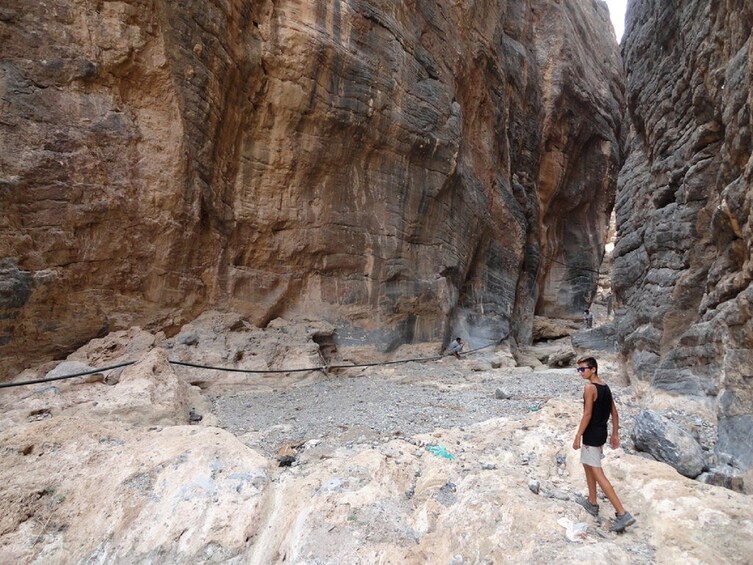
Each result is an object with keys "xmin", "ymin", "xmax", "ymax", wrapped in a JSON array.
[
  {"xmin": 425, "ymin": 444, "xmax": 455, "ymax": 460},
  {"xmin": 528, "ymin": 405, "xmax": 540, "ymax": 412}
]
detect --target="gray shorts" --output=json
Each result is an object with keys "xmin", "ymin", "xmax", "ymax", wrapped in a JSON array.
[{"xmin": 581, "ymin": 445, "xmax": 604, "ymax": 467}]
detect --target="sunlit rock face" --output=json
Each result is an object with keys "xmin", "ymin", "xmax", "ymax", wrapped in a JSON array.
[
  {"xmin": 0, "ymin": 0, "xmax": 622, "ymax": 374},
  {"xmin": 615, "ymin": 1, "xmax": 753, "ymax": 468}
]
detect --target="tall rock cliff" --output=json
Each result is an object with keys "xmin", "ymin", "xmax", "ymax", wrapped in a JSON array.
[
  {"xmin": 0, "ymin": 0, "xmax": 622, "ymax": 374},
  {"xmin": 615, "ymin": 0, "xmax": 753, "ymax": 469}
]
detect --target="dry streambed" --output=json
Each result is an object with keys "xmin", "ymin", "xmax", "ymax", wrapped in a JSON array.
[
  {"xmin": 210, "ymin": 365, "xmax": 592, "ymax": 458},
  {"xmin": 0, "ymin": 317, "xmax": 750, "ymax": 563}
]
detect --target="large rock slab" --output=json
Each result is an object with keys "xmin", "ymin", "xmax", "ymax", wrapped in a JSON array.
[
  {"xmin": 0, "ymin": 0, "xmax": 623, "ymax": 375},
  {"xmin": 0, "ymin": 419, "xmax": 271, "ymax": 563},
  {"xmin": 91, "ymin": 348, "xmax": 195, "ymax": 425},
  {"xmin": 571, "ymin": 322, "xmax": 617, "ymax": 353},
  {"xmin": 631, "ymin": 410, "xmax": 705, "ymax": 478},
  {"xmin": 532, "ymin": 316, "xmax": 579, "ymax": 342}
]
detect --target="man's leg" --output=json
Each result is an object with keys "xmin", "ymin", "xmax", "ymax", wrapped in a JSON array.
[
  {"xmin": 590, "ymin": 466, "xmax": 625, "ymax": 515},
  {"xmin": 583, "ymin": 464, "xmax": 598, "ymax": 505}
]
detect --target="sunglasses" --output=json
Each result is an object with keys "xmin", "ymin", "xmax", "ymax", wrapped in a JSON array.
[{"xmin": 576, "ymin": 367, "xmax": 593, "ymax": 373}]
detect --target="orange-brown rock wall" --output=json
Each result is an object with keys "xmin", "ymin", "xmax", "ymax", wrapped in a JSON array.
[{"xmin": 0, "ymin": 0, "xmax": 623, "ymax": 373}]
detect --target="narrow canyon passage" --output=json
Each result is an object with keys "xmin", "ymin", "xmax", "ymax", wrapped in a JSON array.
[{"xmin": 0, "ymin": 0, "xmax": 751, "ymax": 562}]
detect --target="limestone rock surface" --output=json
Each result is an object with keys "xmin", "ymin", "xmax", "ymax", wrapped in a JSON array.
[
  {"xmin": 0, "ymin": 0, "xmax": 623, "ymax": 375},
  {"xmin": 0, "ymin": 420, "xmax": 270, "ymax": 563},
  {"xmin": 615, "ymin": 0, "xmax": 753, "ymax": 472},
  {"xmin": 1, "ymin": 347, "xmax": 752, "ymax": 563}
]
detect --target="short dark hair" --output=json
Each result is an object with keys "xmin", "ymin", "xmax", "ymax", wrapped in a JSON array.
[
  {"xmin": 455, "ymin": 337, "xmax": 462, "ymax": 341},
  {"xmin": 577, "ymin": 356, "xmax": 598, "ymax": 372}
]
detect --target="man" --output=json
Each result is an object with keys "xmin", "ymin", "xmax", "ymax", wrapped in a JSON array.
[
  {"xmin": 445, "ymin": 337, "xmax": 464, "ymax": 359},
  {"xmin": 583, "ymin": 309, "xmax": 594, "ymax": 329},
  {"xmin": 573, "ymin": 356, "xmax": 635, "ymax": 533}
]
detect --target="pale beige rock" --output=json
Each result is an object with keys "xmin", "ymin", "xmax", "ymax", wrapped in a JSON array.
[
  {"xmin": 166, "ymin": 311, "xmax": 329, "ymax": 390},
  {"xmin": 547, "ymin": 347, "xmax": 576, "ymax": 368},
  {"xmin": 390, "ymin": 342, "xmax": 446, "ymax": 361},
  {"xmin": 642, "ymin": 388, "xmax": 717, "ymax": 422},
  {"xmin": 261, "ymin": 402, "xmax": 753, "ymax": 564},
  {"xmin": 1, "ymin": 299, "xmax": 749, "ymax": 563},
  {"xmin": 0, "ymin": 360, "xmax": 751, "ymax": 563},
  {"xmin": 91, "ymin": 348, "xmax": 196, "ymax": 425},
  {"xmin": 488, "ymin": 349, "xmax": 518, "ymax": 369},
  {"xmin": 532, "ymin": 316, "xmax": 580, "ymax": 342},
  {"xmin": 513, "ymin": 347, "xmax": 547, "ymax": 370},
  {"xmin": 66, "ymin": 327, "xmax": 158, "ymax": 367},
  {"xmin": 0, "ymin": 419, "xmax": 270, "ymax": 563},
  {"xmin": 44, "ymin": 361, "xmax": 103, "ymax": 384}
]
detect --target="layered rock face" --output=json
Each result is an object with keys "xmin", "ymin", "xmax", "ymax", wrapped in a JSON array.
[
  {"xmin": 614, "ymin": 1, "xmax": 753, "ymax": 468},
  {"xmin": 0, "ymin": 0, "xmax": 622, "ymax": 374}
]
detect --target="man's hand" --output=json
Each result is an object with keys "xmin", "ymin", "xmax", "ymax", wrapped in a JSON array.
[
  {"xmin": 610, "ymin": 434, "xmax": 620, "ymax": 449},
  {"xmin": 573, "ymin": 435, "xmax": 581, "ymax": 450}
]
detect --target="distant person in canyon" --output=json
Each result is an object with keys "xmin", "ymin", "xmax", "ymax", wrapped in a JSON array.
[
  {"xmin": 572, "ymin": 356, "xmax": 636, "ymax": 533},
  {"xmin": 444, "ymin": 337, "xmax": 464, "ymax": 359},
  {"xmin": 583, "ymin": 309, "xmax": 594, "ymax": 329}
]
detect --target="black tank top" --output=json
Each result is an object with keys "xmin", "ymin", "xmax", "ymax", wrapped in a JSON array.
[{"xmin": 583, "ymin": 383, "xmax": 613, "ymax": 447}]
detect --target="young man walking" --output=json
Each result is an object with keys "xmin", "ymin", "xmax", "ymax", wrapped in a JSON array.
[{"xmin": 573, "ymin": 356, "xmax": 635, "ymax": 532}]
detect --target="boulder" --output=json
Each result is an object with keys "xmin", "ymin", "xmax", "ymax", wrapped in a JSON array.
[
  {"xmin": 631, "ymin": 410, "xmax": 705, "ymax": 478},
  {"xmin": 547, "ymin": 348, "xmax": 576, "ymax": 368},
  {"xmin": 489, "ymin": 352, "xmax": 517, "ymax": 369},
  {"xmin": 44, "ymin": 361, "xmax": 103, "ymax": 384},
  {"xmin": 571, "ymin": 323, "xmax": 617, "ymax": 353},
  {"xmin": 0, "ymin": 417, "xmax": 271, "ymax": 563},
  {"xmin": 532, "ymin": 317, "xmax": 579, "ymax": 342},
  {"xmin": 697, "ymin": 467, "xmax": 745, "ymax": 493},
  {"xmin": 512, "ymin": 349, "xmax": 545, "ymax": 370},
  {"xmin": 92, "ymin": 349, "xmax": 197, "ymax": 426},
  {"xmin": 717, "ymin": 413, "xmax": 753, "ymax": 472}
]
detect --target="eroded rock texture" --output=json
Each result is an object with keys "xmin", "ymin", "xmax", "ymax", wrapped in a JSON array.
[
  {"xmin": 0, "ymin": 0, "xmax": 622, "ymax": 374},
  {"xmin": 615, "ymin": 1, "xmax": 753, "ymax": 468}
]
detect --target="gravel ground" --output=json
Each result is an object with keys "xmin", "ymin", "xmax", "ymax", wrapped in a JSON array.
[{"xmin": 209, "ymin": 363, "xmax": 638, "ymax": 457}]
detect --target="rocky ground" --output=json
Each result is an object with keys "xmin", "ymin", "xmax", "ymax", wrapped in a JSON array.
[
  {"xmin": 212, "ymin": 364, "xmax": 589, "ymax": 457},
  {"xmin": 0, "ymin": 313, "xmax": 751, "ymax": 564},
  {"xmin": 210, "ymin": 361, "xmax": 648, "ymax": 464}
]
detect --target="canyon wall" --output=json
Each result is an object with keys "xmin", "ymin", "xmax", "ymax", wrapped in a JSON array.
[
  {"xmin": 0, "ymin": 0, "xmax": 623, "ymax": 375},
  {"xmin": 614, "ymin": 0, "xmax": 753, "ymax": 468}
]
